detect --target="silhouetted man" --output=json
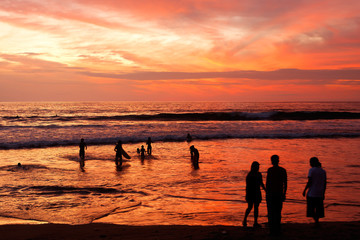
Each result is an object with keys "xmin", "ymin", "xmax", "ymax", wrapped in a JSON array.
[{"xmin": 266, "ymin": 155, "xmax": 287, "ymax": 235}]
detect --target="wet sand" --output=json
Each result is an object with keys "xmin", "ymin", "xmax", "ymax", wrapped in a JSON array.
[{"xmin": 0, "ymin": 222, "xmax": 359, "ymax": 240}]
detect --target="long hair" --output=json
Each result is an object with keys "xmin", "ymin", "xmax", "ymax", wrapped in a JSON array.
[{"xmin": 250, "ymin": 161, "xmax": 260, "ymax": 172}]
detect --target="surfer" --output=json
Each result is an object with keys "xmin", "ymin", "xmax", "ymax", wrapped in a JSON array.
[
  {"xmin": 146, "ymin": 137, "xmax": 152, "ymax": 155},
  {"xmin": 190, "ymin": 145, "xmax": 199, "ymax": 169},
  {"xmin": 114, "ymin": 140, "xmax": 131, "ymax": 167},
  {"xmin": 79, "ymin": 138, "xmax": 87, "ymax": 167}
]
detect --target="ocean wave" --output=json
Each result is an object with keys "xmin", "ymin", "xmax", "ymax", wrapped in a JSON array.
[
  {"xmin": 2, "ymin": 111, "xmax": 360, "ymax": 122},
  {"xmin": 326, "ymin": 203, "xmax": 360, "ymax": 208},
  {"xmin": 1, "ymin": 132, "xmax": 359, "ymax": 150},
  {"xmin": 0, "ymin": 185, "xmax": 148, "ymax": 197},
  {"xmin": 0, "ymin": 124, "xmax": 108, "ymax": 129},
  {"xmin": 0, "ymin": 164, "xmax": 49, "ymax": 172},
  {"xmin": 165, "ymin": 194, "xmax": 246, "ymax": 203}
]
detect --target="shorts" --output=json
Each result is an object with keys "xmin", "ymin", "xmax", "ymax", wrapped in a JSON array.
[{"xmin": 307, "ymin": 196, "xmax": 324, "ymax": 218}]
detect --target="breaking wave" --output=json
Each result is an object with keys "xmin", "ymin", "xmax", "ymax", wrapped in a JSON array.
[
  {"xmin": 2, "ymin": 111, "xmax": 360, "ymax": 122},
  {"xmin": 1, "ymin": 131, "xmax": 359, "ymax": 150}
]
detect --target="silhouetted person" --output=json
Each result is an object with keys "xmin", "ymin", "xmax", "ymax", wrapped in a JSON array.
[
  {"xmin": 114, "ymin": 140, "xmax": 130, "ymax": 167},
  {"xmin": 79, "ymin": 138, "xmax": 87, "ymax": 167},
  {"xmin": 186, "ymin": 133, "xmax": 192, "ymax": 142},
  {"xmin": 190, "ymin": 145, "xmax": 199, "ymax": 169},
  {"xmin": 146, "ymin": 137, "xmax": 152, "ymax": 155},
  {"xmin": 243, "ymin": 161, "xmax": 266, "ymax": 227},
  {"xmin": 266, "ymin": 155, "xmax": 287, "ymax": 235},
  {"xmin": 303, "ymin": 157, "xmax": 327, "ymax": 226},
  {"xmin": 140, "ymin": 145, "xmax": 145, "ymax": 158}
]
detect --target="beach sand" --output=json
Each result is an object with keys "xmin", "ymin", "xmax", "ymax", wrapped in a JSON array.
[{"xmin": 0, "ymin": 222, "xmax": 359, "ymax": 240}]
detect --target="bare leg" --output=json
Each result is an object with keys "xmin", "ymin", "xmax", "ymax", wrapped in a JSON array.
[
  {"xmin": 243, "ymin": 202, "xmax": 253, "ymax": 227},
  {"xmin": 254, "ymin": 203, "xmax": 261, "ymax": 227},
  {"xmin": 314, "ymin": 216, "xmax": 320, "ymax": 226}
]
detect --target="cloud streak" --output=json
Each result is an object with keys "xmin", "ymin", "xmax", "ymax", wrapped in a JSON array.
[{"xmin": 81, "ymin": 68, "xmax": 360, "ymax": 82}]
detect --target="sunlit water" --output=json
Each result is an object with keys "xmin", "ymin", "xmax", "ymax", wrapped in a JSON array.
[{"xmin": 0, "ymin": 102, "xmax": 359, "ymax": 225}]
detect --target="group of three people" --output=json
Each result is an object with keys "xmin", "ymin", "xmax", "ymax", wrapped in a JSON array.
[
  {"xmin": 113, "ymin": 138, "xmax": 154, "ymax": 166},
  {"xmin": 79, "ymin": 138, "xmax": 153, "ymax": 167},
  {"xmin": 243, "ymin": 155, "xmax": 327, "ymax": 235}
]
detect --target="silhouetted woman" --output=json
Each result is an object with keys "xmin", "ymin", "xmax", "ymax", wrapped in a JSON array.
[{"xmin": 243, "ymin": 161, "xmax": 266, "ymax": 227}]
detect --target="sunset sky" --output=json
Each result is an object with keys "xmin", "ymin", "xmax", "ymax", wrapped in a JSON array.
[{"xmin": 0, "ymin": 0, "xmax": 359, "ymax": 101}]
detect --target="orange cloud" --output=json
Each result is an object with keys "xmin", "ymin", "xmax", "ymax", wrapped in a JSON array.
[{"xmin": 0, "ymin": 0, "xmax": 359, "ymax": 101}]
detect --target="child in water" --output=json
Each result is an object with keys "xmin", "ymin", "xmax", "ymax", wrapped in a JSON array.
[{"xmin": 140, "ymin": 145, "xmax": 145, "ymax": 158}]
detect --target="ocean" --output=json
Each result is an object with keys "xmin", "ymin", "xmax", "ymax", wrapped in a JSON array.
[{"xmin": 0, "ymin": 102, "xmax": 359, "ymax": 225}]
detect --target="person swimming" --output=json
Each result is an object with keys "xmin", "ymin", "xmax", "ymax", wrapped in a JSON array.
[{"xmin": 186, "ymin": 133, "xmax": 192, "ymax": 142}]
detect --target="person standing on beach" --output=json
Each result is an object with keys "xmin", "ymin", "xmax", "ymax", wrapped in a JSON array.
[
  {"xmin": 146, "ymin": 137, "xmax": 152, "ymax": 155},
  {"xmin": 190, "ymin": 145, "xmax": 199, "ymax": 169},
  {"xmin": 266, "ymin": 155, "xmax": 287, "ymax": 235},
  {"xmin": 303, "ymin": 157, "xmax": 327, "ymax": 226},
  {"xmin": 79, "ymin": 138, "xmax": 87, "ymax": 167},
  {"xmin": 243, "ymin": 161, "xmax": 266, "ymax": 227},
  {"xmin": 114, "ymin": 140, "xmax": 131, "ymax": 167}
]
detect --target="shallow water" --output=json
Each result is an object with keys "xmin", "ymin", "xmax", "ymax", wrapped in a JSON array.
[{"xmin": 0, "ymin": 138, "xmax": 359, "ymax": 225}]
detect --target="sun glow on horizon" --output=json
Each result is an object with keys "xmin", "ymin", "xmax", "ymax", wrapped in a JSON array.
[{"xmin": 0, "ymin": 0, "xmax": 359, "ymax": 101}]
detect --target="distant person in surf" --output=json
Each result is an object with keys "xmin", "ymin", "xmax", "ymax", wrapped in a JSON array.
[
  {"xmin": 303, "ymin": 157, "xmax": 327, "ymax": 226},
  {"xmin": 114, "ymin": 140, "xmax": 131, "ymax": 167},
  {"xmin": 190, "ymin": 145, "xmax": 199, "ymax": 169},
  {"xmin": 243, "ymin": 161, "xmax": 266, "ymax": 228},
  {"xmin": 186, "ymin": 133, "xmax": 192, "ymax": 142},
  {"xmin": 140, "ymin": 145, "xmax": 145, "ymax": 158},
  {"xmin": 146, "ymin": 137, "xmax": 152, "ymax": 155},
  {"xmin": 79, "ymin": 138, "xmax": 87, "ymax": 167}
]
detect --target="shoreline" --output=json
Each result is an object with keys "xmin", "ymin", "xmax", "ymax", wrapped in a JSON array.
[{"xmin": 0, "ymin": 221, "xmax": 359, "ymax": 240}]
